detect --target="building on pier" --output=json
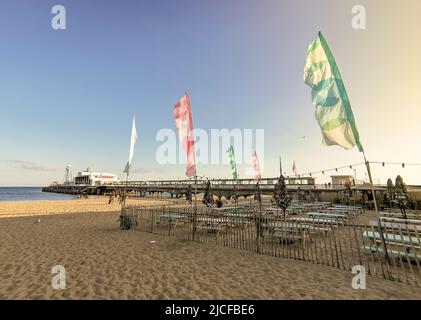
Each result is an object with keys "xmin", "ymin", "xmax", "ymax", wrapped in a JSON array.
[{"xmin": 74, "ymin": 168, "xmax": 119, "ymax": 186}]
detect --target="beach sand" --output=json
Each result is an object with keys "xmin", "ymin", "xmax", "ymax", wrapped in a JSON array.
[
  {"xmin": 0, "ymin": 196, "xmax": 173, "ymax": 218},
  {"xmin": 1, "ymin": 199, "xmax": 421, "ymax": 299}
]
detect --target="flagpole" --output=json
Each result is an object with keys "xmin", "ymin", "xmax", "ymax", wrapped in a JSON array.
[
  {"xmin": 362, "ymin": 150, "xmax": 391, "ymax": 269},
  {"xmin": 124, "ymin": 172, "xmax": 129, "ymax": 206},
  {"xmin": 279, "ymin": 155, "xmax": 283, "ymax": 176},
  {"xmin": 256, "ymin": 178, "xmax": 262, "ymax": 253},
  {"xmin": 192, "ymin": 174, "xmax": 197, "ymax": 241},
  {"xmin": 235, "ymin": 170, "xmax": 238, "ymax": 209},
  {"xmin": 304, "ymin": 32, "xmax": 391, "ymax": 275}
]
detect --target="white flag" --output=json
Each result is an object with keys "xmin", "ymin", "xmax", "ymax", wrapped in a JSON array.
[{"xmin": 124, "ymin": 116, "xmax": 138, "ymax": 174}]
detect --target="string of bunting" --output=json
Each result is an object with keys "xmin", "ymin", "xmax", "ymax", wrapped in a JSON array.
[{"xmin": 293, "ymin": 161, "xmax": 421, "ymax": 178}]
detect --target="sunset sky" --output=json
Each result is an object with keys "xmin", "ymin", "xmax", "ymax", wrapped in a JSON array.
[{"xmin": 0, "ymin": 0, "xmax": 420, "ymax": 186}]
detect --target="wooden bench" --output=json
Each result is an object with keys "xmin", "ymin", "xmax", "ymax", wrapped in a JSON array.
[
  {"xmin": 263, "ymin": 222, "xmax": 331, "ymax": 237},
  {"xmin": 380, "ymin": 212, "xmax": 421, "ymax": 220},
  {"xmin": 195, "ymin": 217, "xmax": 234, "ymax": 233},
  {"xmin": 195, "ymin": 222, "xmax": 227, "ymax": 234},
  {"xmin": 306, "ymin": 212, "xmax": 348, "ymax": 221},
  {"xmin": 332, "ymin": 205, "xmax": 363, "ymax": 212},
  {"xmin": 319, "ymin": 208, "xmax": 357, "ymax": 216},
  {"xmin": 158, "ymin": 213, "xmax": 190, "ymax": 225},
  {"xmin": 265, "ymin": 207, "xmax": 302, "ymax": 215},
  {"xmin": 291, "ymin": 217, "xmax": 343, "ymax": 226},
  {"xmin": 386, "ymin": 209, "xmax": 421, "ymax": 215},
  {"xmin": 362, "ymin": 230, "xmax": 421, "ymax": 248},
  {"xmin": 369, "ymin": 221, "xmax": 421, "ymax": 232},
  {"xmin": 380, "ymin": 217, "xmax": 421, "ymax": 225},
  {"xmin": 362, "ymin": 245, "xmax": 421, "ymax": 262}
]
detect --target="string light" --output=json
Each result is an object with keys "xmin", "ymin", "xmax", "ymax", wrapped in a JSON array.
[
  {"xmin": 371, "ymin": 161, "xmax": 421, "ymax": 166},
  {"xmin": 291, "ymin": 161, "xmax": 419, "ymax": 178}
]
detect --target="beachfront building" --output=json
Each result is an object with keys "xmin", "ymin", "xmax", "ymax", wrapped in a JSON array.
[
  {"xmin": 74, "ymin": 168, "xmax": 120, "ymax": 186},
  {"xmin": 330, "ymin": 175, "xmax": 355, "ymax": 188}
]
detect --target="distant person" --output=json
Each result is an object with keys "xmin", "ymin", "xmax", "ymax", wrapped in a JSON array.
[
  {"xmin": 119, "ymin": 194, "xmax": 126, "ymax": 205},
  {"xmin": 186, "ymin": 185, "xmax": 192, "ymax": 204},
  {"xmin": 108, "ymin": 194, "xmax": 114, "ymax": 204}
]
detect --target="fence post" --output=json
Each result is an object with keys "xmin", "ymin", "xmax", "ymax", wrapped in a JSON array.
[
  {"xmin": 151, "ymin": 209, "xmax": 154, "ymax": 233},
  {"xmin": 256, "ymin": 214, "xmax": 261, "ymax": 254},
  {"xmin": 192, "ymin": 213, "xmax": 197, "ymax": 241}
]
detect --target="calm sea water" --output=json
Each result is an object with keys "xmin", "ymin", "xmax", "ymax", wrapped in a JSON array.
[{"xmin": 0, "ymin": 187, "xmax": 76, "ymax": 202}]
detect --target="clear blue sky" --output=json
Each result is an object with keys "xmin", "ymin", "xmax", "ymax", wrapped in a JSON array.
[{"xmin": 0, "ymin": 0, "xmax": 420, "ymax": 186}]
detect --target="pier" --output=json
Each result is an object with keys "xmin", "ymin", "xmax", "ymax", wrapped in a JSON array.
[{"xmin": 41, "ymin": 176, "xmax": 403, "ymax": 207}]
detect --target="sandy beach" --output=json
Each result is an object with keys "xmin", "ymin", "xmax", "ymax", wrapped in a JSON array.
[
  {"xmin": 0, "ymin": 196, "xmax": 174, "ymax": 218},
  {"xmin": 0, "ymin": 198, "xmax": 420, "ymax": 299}
]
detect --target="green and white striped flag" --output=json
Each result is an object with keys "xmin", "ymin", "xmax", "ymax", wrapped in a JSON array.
[
  {"xmin": 227, "ymin": 145, "xmax": 238, "ymax": 180},
  {"xmin": 304, "ymin": 32, "xmax": 363, "ymax": 152}
]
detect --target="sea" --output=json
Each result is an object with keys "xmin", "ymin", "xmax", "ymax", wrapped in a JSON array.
[{"xmin": 0, "ymin": 187, "xmax": 76, "ymax": 202}]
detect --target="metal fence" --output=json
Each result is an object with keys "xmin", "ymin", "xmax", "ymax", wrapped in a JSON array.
[{"xmin": 120, "ymin": 204, "xmax": 421, "ymax": 285}]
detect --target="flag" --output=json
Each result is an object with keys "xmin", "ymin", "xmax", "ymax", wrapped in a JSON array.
[
  {"xmin": 173, "ymin": 92, "xmax": 196, "ymax": 177},
  {"xmin": 292, "ymin": 160, "xmax": 297, "ymax": 177},
  {"xmin": 304, "ymin": 31, "xmax": 363, "ymax": 152},
  {"xmin": 227, "ymin": 145, "xmax": 238, "ymax": 180},
  {"xmin": 251, "ymin": 151, "xmax": 261, "ymax": 181},
  {"xmin": 123, "ymin": 116, "xmax": 138, "ymax": 174}
]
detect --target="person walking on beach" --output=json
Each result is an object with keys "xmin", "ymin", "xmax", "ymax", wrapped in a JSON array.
[
  {"xmin": 119, "ymin": 193, "xmax": 126, "ymax": 205},
  {"xmin": 186, "ymin": 184, "xmax": 192, "ymax": 204},
  {"xmin": 108, "ymin": 193, "xmax": 114, "ymax": 204}
]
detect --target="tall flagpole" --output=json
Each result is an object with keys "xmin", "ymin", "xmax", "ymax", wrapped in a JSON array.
[
  {"xmin": 235, "ymin": 175, "xmax": 239, "ymax": 208},
  {"xmin": 234, "ymin": 152, "xmax": 238, "ymax": 208},
  {"xmin": 173, "ymin": 91, "xmax": 197, "ymax": 239},
  {"xmin": 191, "ymin": 91, "xmax": 197, "ymax": 241},
  {"xmin": 362, "ymin": 150, "xmax": 391, "ymax": 269},
  {"xmin": 124, "ymin": 172, "xmax": 129, "ymax": 206},
  {"xmin": 122, "ymin": 115, "xmax": 137, "ymax": 229},
  {"xmin": 303, "ymin": 32, "xmax": 391, "ymax": 274},
  {"xmin": 193, "ymin": 174, "xmax": 197, "ymax": 241},
  {"xmin": 279, "ymin": 155, "xmax": 283, "ymax": 176},
  {"xmin": 362, "ymin": 151, "xmax": 378, "ymax": 212},
  {"xmin": 190, "ymin": 92, "xmax": 198, "ymax": 240}
]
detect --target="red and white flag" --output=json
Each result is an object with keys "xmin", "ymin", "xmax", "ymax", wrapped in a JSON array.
[
  {"xmin": 251, "ymin": 151, "xmax": 261, "ymax": 181},
  {"xmin": 292, "ymin": 160, "xmax": 297, "ymax": 176},
  {"xmin": 173, "ymin": 92, "xmax": 196, "ymax": 177}
]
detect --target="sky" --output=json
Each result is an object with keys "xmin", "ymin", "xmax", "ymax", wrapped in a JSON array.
[{"xmin": 0, "ymin": 0, "xmax": 420, "ymax": 186}]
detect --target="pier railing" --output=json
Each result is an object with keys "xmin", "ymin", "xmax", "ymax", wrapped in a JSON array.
[{"xmin": 120, "ymin": 204, "xmax": 421, "ymax": 286}]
